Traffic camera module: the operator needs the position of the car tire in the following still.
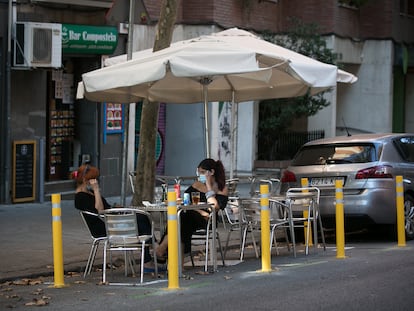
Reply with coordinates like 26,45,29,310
404,194,414,240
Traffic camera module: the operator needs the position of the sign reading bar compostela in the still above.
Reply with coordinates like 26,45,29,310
12,140,36,203
62,24,118,55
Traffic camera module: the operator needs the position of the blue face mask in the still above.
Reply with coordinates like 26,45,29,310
198,174,207,183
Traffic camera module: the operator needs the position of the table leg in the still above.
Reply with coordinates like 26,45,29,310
212,211,217,272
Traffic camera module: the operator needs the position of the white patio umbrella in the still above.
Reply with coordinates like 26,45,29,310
77,27,357,168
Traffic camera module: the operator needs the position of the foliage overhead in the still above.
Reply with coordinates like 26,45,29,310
259,18,339,132
258,18,339,160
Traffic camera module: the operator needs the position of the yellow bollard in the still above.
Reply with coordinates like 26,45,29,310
301,178,313,246
260,184,272,272
396,175,406,247
167,191,180,289
51,194,65,288
335,180,346,259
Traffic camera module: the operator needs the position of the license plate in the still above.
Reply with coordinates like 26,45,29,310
310,177,344,186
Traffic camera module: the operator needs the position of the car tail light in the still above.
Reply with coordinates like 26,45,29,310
281,170,297,182
355,165,393,179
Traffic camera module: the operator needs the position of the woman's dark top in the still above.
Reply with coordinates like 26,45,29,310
184,185,228,210
179,185,229,253
75,191,111,213
75,192,110,238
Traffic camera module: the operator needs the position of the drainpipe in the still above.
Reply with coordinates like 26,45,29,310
3,0,14,203
120,0,135,206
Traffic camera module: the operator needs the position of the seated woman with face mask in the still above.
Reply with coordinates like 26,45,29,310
155,158,229,262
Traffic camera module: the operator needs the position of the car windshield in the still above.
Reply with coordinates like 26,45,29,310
292,143,378,166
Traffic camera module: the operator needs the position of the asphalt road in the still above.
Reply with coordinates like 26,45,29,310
2,235,414,311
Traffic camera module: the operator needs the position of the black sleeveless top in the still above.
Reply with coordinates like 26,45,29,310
184,185,228,210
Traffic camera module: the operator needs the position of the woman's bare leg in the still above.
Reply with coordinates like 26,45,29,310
156,235,168,258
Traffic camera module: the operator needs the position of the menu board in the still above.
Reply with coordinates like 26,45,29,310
103,103,124,143
106,103,123,131
12,140,36,203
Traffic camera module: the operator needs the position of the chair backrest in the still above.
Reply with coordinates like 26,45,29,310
269,178,281,196
249,178,279,197
286,187,320,212
223,196,240,225
80,210,106,238
226,178,239,197
104,208,139,245
269,199,288,222
240,199,261,224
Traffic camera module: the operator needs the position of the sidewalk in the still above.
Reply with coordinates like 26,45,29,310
0,194,250,282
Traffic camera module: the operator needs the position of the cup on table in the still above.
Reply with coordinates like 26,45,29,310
191,192,200,205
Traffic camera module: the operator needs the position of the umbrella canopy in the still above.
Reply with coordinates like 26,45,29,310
77,28,357,175
77,28,356,104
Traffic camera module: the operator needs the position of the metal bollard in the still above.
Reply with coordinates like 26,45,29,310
301,178,313,246
167,191,180,289
260,184,271,272
335,180,346,259
396,175,406,247
51,194,65,288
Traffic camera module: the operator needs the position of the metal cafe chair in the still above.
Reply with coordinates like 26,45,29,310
222,196,244,260
268,198,293,256
102,208,157,284
286,187,326,256
190,211,225,272
240,196,292,260
79,211,107,277
239,198,261,261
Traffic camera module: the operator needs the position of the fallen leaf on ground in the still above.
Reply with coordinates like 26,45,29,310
74,280,86,284
24,298,49,306
5,294,20,299
12,278,43,286
1,281,13,286
31,289,43,295
28,279,43,286
12,279,30,285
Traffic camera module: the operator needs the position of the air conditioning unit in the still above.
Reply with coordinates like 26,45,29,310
13,22,62,68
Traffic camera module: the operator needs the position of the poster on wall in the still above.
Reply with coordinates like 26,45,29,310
103,103,124,143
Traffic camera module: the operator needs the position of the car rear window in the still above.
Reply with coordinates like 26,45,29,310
291,143,378,166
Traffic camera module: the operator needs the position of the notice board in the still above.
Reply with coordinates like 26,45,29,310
12,140,36,203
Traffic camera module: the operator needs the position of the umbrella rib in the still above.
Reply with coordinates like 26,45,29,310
224,75,236,101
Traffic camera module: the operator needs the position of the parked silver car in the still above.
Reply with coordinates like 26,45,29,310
280,133,414,239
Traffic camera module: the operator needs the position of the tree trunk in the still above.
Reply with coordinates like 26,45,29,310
132,0,178,205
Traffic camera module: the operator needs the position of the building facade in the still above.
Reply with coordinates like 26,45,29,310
0,0,413,203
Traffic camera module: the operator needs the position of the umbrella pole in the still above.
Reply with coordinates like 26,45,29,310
230,100,235,179
201,78,211,158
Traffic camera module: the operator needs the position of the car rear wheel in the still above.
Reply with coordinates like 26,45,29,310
404,194,414,240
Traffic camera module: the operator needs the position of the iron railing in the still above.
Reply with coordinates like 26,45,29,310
258,130,325,160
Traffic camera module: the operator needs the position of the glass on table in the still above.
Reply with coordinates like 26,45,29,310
191,191,200,204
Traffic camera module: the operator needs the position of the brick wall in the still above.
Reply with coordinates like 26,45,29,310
143,0,412,43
